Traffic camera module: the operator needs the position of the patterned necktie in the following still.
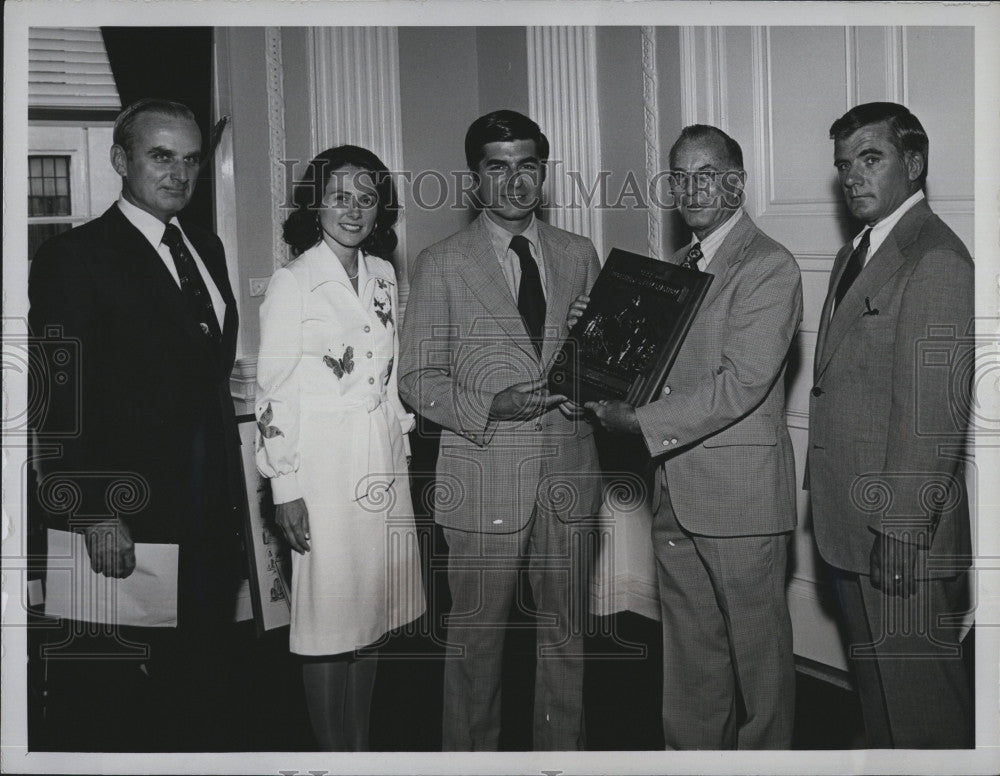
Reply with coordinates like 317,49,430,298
682,242,703,270
510,234,545,358
161,223,222,341
833,228,871,311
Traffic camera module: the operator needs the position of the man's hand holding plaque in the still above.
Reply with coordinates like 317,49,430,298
585,398,641,434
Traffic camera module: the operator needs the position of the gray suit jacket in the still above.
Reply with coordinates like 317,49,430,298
635,211,803,536
807,199,974,575
399,215,603,534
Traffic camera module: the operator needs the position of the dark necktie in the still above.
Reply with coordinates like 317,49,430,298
161,223,222,342
681,242,703,270
510,234,545,358
833,228,871,311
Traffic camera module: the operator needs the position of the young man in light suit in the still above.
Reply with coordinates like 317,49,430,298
398,110,601,750
588,125,803,749
808,102,974,748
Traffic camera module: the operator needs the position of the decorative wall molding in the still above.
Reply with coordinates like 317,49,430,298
844,27,859,109
264,28,289,270
749,26,771,219
306,27,409,306
678,27,728,130
640,26,663,262
527,26,604,258
679,27,699,126
885,26,906,104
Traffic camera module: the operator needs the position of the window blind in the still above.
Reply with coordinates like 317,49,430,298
29,27,121,110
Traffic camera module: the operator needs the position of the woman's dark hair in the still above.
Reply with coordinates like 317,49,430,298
282,145,399,259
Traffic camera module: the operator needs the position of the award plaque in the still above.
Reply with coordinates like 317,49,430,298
548,248,712,406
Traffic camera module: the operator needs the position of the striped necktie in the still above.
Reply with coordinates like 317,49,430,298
161,223,221,341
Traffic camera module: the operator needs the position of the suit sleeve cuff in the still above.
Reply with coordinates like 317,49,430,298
635,400,674,456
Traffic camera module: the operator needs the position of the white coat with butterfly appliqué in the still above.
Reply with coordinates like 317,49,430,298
255,241,425,655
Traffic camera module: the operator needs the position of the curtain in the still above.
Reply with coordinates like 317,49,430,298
101,27,215,230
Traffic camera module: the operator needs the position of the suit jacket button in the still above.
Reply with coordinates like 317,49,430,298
811,386,823,397
662,385,671,395
662,439,670,447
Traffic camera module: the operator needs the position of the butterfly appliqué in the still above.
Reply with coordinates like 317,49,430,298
373,278,394,328
324,345,355,378
256,402,284,450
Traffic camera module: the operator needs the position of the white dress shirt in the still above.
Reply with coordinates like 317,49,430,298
686,207,745,271
480,211,548,302
117,197,226,328
852,190,925,265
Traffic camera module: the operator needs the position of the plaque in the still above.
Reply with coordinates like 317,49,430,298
547,248,712,406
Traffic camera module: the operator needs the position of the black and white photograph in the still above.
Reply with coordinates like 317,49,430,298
2,1,999,774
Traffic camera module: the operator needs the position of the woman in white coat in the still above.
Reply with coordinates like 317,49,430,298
255,146,425,750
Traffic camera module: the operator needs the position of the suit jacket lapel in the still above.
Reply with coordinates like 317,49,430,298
814,242,851,380
816,201,932,379
104,207,225,366
183,221,238,373
672,211,755,310
538,221,576,366
455,217,539,361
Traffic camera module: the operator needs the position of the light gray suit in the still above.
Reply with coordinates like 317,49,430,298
808,199,974,748
634,211,803,749
399,213,602,750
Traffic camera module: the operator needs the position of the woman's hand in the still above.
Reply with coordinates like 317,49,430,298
276,498,311,554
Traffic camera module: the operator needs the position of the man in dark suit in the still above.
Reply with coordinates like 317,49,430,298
29,98,244,751
808,102,974,748
399,110,602,750
587,125,802,749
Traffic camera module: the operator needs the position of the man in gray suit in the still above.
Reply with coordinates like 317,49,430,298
588,125,802,749
808,102,974,748
399,110,602,750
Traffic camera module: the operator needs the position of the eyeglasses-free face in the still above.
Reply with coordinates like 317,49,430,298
318,165,379,258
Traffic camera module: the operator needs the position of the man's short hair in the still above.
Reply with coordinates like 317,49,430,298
113,98,198,155
464,110,550,170
829,102,929,186
669,124,744,171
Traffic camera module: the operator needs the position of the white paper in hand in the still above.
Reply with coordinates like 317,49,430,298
44,528,179,627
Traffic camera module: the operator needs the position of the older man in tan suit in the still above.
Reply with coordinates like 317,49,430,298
588,124,803,749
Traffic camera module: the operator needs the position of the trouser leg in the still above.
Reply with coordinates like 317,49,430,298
692,531,795,749
650,485,737,749
834,568,973,748
527,512,591,750
440,527,524,751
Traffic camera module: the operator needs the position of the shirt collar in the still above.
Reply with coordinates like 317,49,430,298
689,208,744,268
854,190,925,256
480,211,541,261
117,196,183,250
